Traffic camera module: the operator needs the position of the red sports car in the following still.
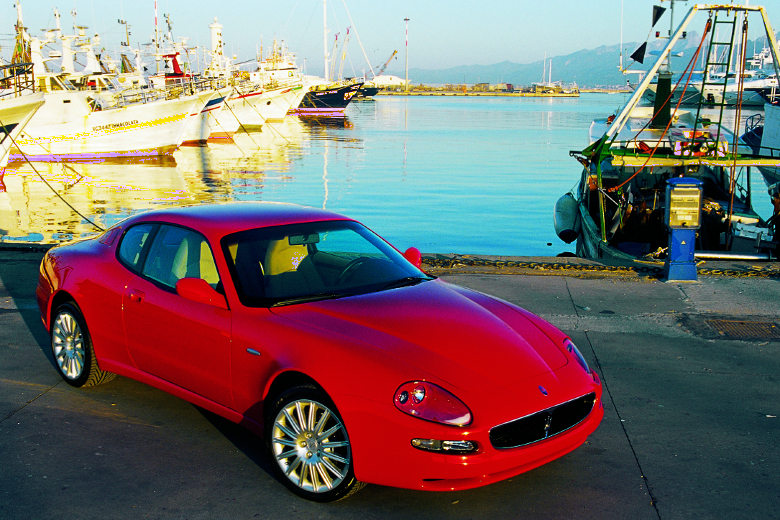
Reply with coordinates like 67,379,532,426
36,202,603,501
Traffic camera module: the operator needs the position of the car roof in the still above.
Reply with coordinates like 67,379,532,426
122,202,353,239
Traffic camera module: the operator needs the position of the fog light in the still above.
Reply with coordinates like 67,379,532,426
411,438,477,453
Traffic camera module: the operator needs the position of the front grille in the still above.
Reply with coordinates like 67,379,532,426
489,392,596,449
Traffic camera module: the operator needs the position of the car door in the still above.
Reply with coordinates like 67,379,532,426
121,223,232,406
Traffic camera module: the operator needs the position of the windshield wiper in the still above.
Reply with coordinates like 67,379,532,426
271,277,432,306
380,276,431,291
270,292,345,307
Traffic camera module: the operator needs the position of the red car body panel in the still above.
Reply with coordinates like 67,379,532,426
36,202,603,492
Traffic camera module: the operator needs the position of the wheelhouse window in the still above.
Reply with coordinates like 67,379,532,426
222,220,429,307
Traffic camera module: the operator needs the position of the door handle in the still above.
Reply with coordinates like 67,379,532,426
127,289,145,304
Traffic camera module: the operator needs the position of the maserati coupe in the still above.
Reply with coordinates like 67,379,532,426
36,202,603,501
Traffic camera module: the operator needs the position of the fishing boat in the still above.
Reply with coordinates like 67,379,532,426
744,103,780,217
11,88,211,160
6,5,215,159
218,45,309,130
291,79,363,116
198,20,307,139
13,39,214,160
556,3,780,262
13,44,213,159
288,0,363,116
0,63,44,168
643,69,779,107
218,82,307,129
517,57,579,97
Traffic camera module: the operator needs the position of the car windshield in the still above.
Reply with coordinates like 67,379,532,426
222,220,431,306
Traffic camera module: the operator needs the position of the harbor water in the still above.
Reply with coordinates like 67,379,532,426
1,93,774,256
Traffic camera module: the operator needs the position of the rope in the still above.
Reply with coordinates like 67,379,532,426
607,18,713,194
421,256,780,279
0,117,104,232
727,17,749,233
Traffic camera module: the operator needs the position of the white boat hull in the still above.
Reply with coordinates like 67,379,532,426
0,93,45,168
758,103,780,187
180,89,230,145
210,84,306,138
12,91,207,159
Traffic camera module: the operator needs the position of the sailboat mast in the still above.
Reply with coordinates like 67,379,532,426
323,0,329,82
619,0,624,71
12,0,31,64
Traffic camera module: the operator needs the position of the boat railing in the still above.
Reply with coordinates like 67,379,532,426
108,76,222,107
746,112,763,131
0,62,35,97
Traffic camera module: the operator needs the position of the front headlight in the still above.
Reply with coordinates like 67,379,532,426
393,381,472,427
564,338,591,374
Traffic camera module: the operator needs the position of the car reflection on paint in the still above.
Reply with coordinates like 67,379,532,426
36,202,603,501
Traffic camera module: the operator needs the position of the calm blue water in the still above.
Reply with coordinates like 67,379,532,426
1,92,773,255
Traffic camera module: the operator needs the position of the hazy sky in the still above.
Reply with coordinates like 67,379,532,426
3,1,779,75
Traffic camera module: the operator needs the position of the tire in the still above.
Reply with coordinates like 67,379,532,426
50,302,115,388
266,385,364,502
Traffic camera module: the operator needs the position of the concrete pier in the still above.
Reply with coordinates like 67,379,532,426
1,248,778,519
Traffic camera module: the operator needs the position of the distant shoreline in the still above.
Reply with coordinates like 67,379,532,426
376,88,630,97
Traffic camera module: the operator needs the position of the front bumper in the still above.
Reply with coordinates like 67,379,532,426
345,378,604,491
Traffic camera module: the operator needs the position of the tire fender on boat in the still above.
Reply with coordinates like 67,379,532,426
554,192,581,244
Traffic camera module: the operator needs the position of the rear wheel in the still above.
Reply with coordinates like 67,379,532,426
51,302,115,387
266,385,364,501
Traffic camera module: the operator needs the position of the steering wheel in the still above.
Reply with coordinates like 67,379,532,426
336,257,369,285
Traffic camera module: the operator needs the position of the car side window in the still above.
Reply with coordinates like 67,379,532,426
141,225,220,289
117,223,156,273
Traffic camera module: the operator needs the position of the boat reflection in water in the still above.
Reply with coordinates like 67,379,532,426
299,116,355,130
1,156,192,243
0,118,309,244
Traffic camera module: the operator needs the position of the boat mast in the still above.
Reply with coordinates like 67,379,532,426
154,0,160,73
340,0,376,79
757,6,780,89
619,0,624,72
323,0,329,81
12,0,31,64
605,5,699,139
549,58,552,84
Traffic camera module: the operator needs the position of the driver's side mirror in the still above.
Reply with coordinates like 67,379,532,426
403,247,422,269
176,277,228,310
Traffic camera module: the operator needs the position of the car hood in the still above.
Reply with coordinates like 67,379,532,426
270,279,568,391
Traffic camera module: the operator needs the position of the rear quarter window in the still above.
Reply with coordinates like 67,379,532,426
117,223,156,273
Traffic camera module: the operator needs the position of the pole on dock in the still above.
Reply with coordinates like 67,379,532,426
404,17,410,93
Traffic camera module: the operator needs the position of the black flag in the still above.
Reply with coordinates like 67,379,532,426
630,42,648,64
652,6,666,27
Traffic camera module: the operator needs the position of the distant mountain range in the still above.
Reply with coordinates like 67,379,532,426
385,33,779,88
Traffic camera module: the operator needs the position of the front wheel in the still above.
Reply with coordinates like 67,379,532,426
266,385,364,501
51,302,115,387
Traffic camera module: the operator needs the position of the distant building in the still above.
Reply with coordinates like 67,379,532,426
372,75,406,87
491,83,514,92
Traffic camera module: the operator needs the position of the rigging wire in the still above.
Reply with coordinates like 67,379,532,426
606,17,712,194
728,15,750,233
1,121,105,232
339,0,375,79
